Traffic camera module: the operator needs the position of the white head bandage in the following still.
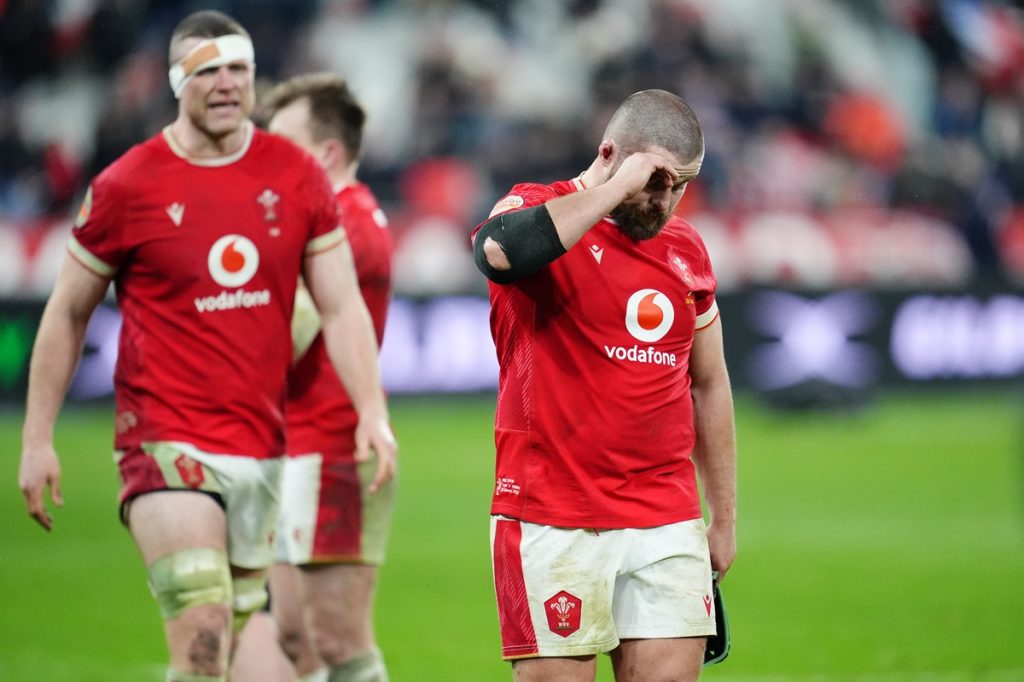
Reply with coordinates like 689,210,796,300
168,34,255,99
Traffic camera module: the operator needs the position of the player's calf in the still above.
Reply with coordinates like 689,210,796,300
325,647,388,682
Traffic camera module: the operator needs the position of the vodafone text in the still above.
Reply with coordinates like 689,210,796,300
194,288,272,313
604,344,677,367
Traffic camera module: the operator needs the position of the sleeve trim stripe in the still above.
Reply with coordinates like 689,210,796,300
695,300,720,331
67,236,116,277
304,227,346,255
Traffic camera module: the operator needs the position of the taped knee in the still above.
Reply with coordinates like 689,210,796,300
231,575,268,633
328,647,388,682
147,548,231,620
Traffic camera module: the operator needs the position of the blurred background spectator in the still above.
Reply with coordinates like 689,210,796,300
1,0,1023,297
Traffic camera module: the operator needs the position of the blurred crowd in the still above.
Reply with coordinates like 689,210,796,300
2,0,1023,296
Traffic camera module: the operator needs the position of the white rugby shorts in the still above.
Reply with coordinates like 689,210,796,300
274,452,396,565
121,441,285,569
490,516,715,659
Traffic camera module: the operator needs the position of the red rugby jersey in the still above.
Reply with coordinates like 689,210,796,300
285,181,393,457
475,178,719,528
69,123,343,458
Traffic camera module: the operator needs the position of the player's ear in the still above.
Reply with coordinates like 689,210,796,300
598,139,619,180
599,138,624,173
322,138,349,172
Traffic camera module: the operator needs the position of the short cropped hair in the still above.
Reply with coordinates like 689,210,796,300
604,89,704,163
261,73,366,159
169,10,250,64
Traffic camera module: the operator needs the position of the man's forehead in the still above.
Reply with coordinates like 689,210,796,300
170,36,204,64
171,35,251,65
642,145,704,176
675,154,703,178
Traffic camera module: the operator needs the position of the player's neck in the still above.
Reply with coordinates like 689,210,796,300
167,118,252,160
328,163,358,192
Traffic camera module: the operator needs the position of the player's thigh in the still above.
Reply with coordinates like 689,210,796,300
301,563,378,640
610,637,705,682
512,655,596,682
613,520,715,641
122,443,282,569
127,490,227,562
491,518,621,660
277,452,396,565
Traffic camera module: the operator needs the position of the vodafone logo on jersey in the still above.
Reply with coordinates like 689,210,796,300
194,235,272,314
208,235,259,287
604,289,678,367
625,289,675,342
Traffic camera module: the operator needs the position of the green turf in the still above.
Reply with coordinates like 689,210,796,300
1,390,1022,681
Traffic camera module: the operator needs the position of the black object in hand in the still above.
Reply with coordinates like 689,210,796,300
703,576,730,666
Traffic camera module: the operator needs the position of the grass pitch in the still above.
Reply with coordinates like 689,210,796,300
1,390,1022,681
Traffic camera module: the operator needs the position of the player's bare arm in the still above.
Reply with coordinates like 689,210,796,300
303,238,397,493
475,146,680,280
688,316,737,580
19,256,110,530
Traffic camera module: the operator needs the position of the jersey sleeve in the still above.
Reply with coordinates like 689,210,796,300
67,172,128,278
342,205,385,283
470,182,559,243
691,230,720,331
302,159,346,256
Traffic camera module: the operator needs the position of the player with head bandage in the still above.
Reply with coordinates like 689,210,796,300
168,33,256,99
17,10,396,682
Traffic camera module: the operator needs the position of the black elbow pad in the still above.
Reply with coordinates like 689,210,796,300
473,205,566,284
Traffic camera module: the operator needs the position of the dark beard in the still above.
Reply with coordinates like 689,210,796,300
610,203,669,241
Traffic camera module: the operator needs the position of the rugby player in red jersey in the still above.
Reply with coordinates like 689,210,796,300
236,73,395,682
17,11,395,682
473,89,736,682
